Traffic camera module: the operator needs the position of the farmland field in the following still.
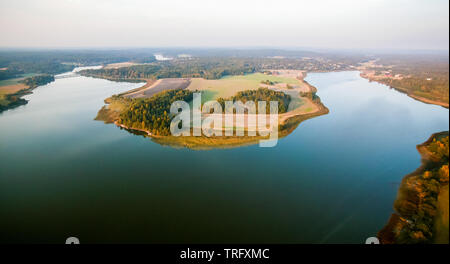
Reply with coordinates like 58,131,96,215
0,84,27,96
126,78,191,99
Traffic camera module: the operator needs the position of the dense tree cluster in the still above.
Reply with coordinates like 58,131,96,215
216,88,291,114
117,89,193,136
428,136,450,162
380,77,449,103
395,135,449,244
261,80,275,85
22,74,55,88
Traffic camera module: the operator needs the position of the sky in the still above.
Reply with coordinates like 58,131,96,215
0,0,448,50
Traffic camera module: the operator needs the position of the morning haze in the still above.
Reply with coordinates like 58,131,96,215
0,0,448,50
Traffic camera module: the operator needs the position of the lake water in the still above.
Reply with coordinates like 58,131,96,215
0,70,448,243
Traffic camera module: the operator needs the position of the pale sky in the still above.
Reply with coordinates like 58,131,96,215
0,0,448,50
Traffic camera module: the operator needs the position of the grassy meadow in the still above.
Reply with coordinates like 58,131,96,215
187,73,301,99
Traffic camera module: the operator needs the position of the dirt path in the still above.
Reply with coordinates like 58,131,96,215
125,78,191,99
122,79,160,98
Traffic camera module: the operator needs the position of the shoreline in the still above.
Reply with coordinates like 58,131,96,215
1,68,92,113
360,73,449,109
378,131,449,244
0,83,36,113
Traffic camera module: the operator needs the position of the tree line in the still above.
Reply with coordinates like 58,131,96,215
393,135,449,243
117,89,194,136
22,74,55,88
80,58,258,81
216,88,291,114
0,62,74,81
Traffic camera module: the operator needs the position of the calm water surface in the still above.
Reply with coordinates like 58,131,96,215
0,70,448,243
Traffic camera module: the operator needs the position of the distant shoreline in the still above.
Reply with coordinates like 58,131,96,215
360,73,449,109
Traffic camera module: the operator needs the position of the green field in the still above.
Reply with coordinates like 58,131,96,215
187,73,301,99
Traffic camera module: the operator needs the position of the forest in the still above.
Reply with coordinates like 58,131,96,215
373,54,449,105
115,87,291,136
379,76,449,104
380,133,449,244
397,136,448,243
117,89,194,136
0,62,74,80
80,58,258,80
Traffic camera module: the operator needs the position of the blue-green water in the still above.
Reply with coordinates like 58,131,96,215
0,71,448,243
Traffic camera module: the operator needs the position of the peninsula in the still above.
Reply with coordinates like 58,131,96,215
92,67,329,149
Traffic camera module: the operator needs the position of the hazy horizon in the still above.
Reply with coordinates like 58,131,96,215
0,0,449,50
